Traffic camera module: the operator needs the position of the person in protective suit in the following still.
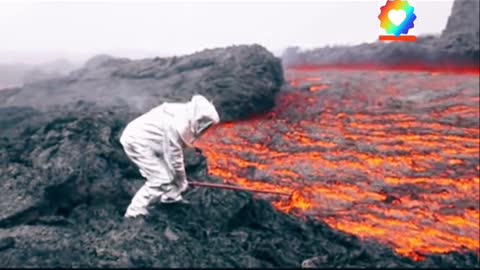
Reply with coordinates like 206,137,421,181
120,94,220,218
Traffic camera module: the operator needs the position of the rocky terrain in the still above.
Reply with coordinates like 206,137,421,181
0,45,283,121
282,0,480,69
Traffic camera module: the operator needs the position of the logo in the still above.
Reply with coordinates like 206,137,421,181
378,0,417,42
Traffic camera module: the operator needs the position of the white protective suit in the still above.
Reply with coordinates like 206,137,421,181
120,94,220,218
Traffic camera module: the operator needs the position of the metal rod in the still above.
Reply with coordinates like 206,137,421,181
189,181,291,197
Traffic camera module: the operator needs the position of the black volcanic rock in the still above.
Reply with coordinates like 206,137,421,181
0,45,284,122
442,0,480,37
282,0,479,69
438,0,480,62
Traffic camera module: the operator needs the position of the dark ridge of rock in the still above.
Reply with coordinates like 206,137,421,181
0,44,284,122
442,0,480,38
282,0,479,69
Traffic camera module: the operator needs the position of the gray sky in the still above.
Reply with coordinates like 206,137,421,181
0,0,455,65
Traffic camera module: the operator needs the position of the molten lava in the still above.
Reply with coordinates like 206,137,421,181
194,68,480,261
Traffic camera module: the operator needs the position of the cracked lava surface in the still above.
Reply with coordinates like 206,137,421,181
194,67,480,261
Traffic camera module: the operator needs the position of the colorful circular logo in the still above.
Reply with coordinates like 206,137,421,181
378,0,417,37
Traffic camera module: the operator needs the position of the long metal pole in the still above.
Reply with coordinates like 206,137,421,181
189,181,291,197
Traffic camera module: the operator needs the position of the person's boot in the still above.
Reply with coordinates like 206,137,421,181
160,194,190,205
124,205,149,219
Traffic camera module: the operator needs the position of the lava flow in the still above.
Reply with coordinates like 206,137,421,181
194,68,480,261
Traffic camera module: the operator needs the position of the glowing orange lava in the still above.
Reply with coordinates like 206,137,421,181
194,68,480,261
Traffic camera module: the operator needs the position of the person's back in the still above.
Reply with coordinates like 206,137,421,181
120,94,220,218
123,102,189,143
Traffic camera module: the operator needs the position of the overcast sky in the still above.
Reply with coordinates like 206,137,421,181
0,0,455,65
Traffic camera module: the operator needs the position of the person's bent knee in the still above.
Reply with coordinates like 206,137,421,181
120,131,138,153
145,182,172,193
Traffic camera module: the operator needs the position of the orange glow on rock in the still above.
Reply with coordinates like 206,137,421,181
194,67,480,260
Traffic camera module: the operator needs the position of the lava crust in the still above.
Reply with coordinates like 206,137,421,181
196,68,480,264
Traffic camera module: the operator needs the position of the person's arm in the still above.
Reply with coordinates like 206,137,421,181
164,129,188,191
